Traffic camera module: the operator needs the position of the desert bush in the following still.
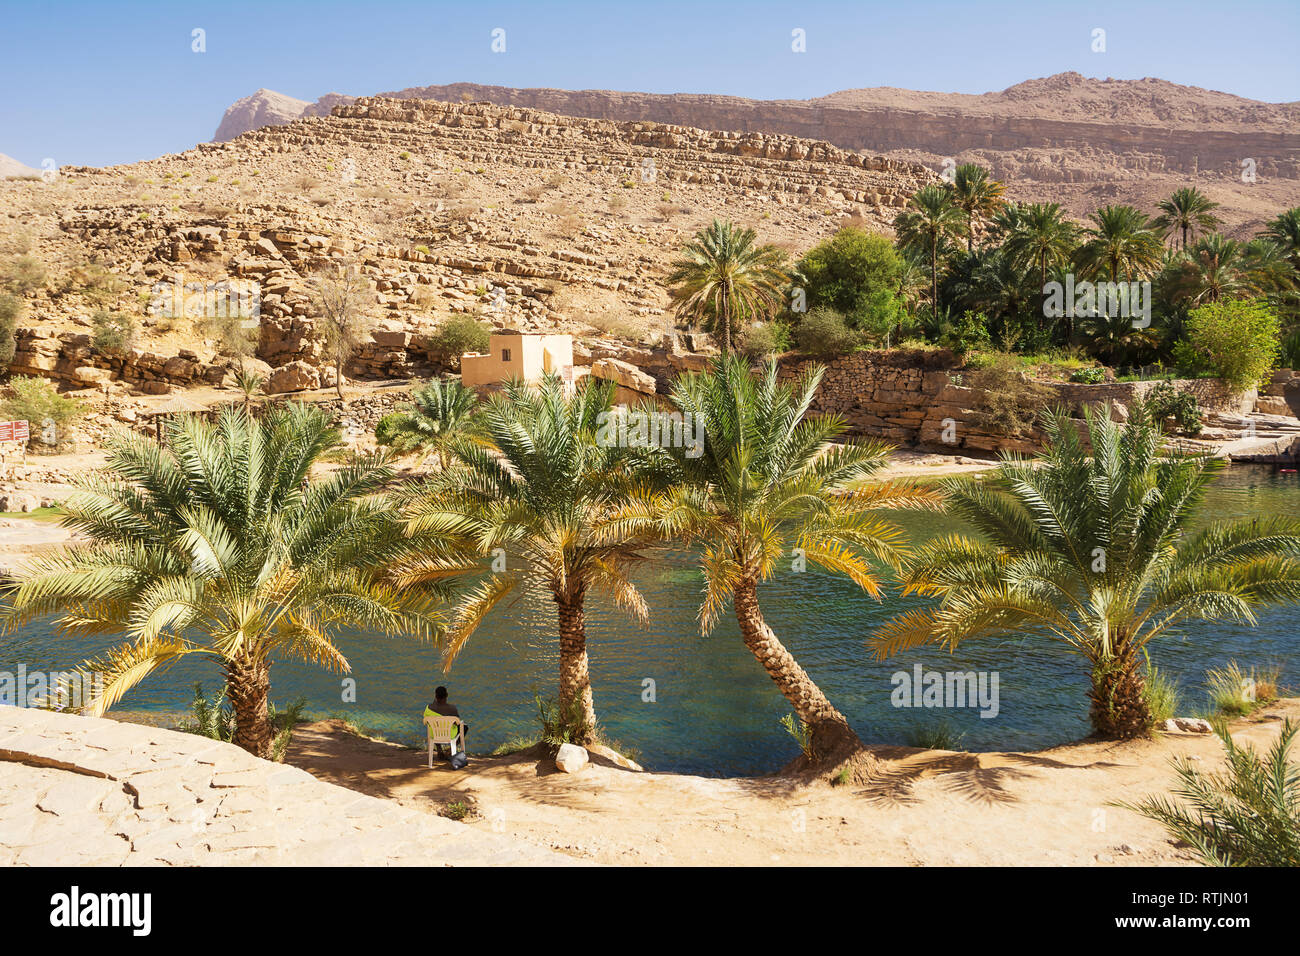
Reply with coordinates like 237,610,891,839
294,173,322,193
90,310,137,355
588,310,650,343
544,172,567,189
656,202,678,221
969,352,1056,437
1174,299,1280,393
1,255,47,296
523,184,544,201
738,321,792,359
0,294,22,365
1117,718,1299,866
62,260,124,307
794,306,860,358
0,376,84,451
446,204,476,222
1206,660,1280,716
905,720,967,751
429,315,490,368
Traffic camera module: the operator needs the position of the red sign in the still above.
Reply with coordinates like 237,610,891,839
0,420,29,443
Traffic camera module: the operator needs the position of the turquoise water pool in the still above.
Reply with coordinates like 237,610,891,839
4,465,1297,776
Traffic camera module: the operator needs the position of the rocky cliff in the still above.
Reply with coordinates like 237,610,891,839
210,74,1300,232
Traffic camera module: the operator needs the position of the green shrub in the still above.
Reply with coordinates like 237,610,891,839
0,376,84,450
1069,366,1107,384
178,681,305,762
1175,299,1280,393
738,321,791,358
90,309,137,355
429,315,490,368
1117,718,1299,866
0,293,22,365
936,309,991,356
794,306,860,358
1143,381,1202,436
1143,662,1182,726
795,228,904,324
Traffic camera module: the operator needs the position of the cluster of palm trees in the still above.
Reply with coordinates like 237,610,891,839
7,363,1300,771
895,172,1300,365
662,175,1299,371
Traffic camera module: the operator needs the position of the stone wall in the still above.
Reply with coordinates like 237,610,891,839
774,350,1253,455
9,327,225,394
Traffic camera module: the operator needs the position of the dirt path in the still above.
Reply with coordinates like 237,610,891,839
284,699,1298,866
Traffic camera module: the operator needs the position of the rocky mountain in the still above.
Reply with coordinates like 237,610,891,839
0,153,40,178
3,96,933,398
211,74,1300,234
212,89,355,142
212,89,315,143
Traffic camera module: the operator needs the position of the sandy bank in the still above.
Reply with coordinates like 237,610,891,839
284,698,1298,866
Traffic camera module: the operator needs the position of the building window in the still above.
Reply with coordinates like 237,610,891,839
501,348,512,362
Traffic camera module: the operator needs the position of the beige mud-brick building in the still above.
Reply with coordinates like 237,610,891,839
461,331,576,388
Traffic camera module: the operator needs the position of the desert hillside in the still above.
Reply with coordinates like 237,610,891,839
0,96,934,403
212,73,1300,235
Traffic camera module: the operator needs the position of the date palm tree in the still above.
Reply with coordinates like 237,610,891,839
2,404,450,758
1154,187,1222,251
375,376,481,470
998,202,1080,334
951,163,1007,251
667,219,789,354
870,405,1300,740
1170,234,1265,305
1258,207,1300,269
398,375,664,744
895,184,968,313
1076,205,1165,284
656,356,940,776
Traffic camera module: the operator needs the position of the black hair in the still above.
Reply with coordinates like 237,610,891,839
435,686,448,701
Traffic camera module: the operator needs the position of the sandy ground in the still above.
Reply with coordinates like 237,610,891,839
284,698,1298,866
0,518,80,576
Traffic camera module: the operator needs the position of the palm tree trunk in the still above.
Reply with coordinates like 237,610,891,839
732,577,869,770
1088,641,1152,740
553,584,597,745
226,654,274,758
1040,254,1048,334
719,283,731,355
930,237,939,313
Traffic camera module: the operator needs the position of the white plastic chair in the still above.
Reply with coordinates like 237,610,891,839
424,711,464,768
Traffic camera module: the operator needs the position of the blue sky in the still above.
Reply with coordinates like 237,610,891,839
1,0,1297,168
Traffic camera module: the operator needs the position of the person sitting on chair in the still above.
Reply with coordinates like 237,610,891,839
425,685,468,760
